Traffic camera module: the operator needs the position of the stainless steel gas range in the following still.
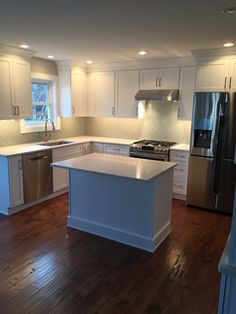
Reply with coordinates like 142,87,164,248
129,140,176,161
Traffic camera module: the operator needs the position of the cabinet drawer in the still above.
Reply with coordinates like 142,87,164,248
173,178,187,195
173,161,188,178
103,144,129,156
53,144,82,161
170,150,189,162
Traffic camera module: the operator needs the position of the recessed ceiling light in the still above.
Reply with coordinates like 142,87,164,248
222,7,236,14
86,60,92,64
20,44,29,49
138,50,147,55
223,42,234,48
48,55,54,59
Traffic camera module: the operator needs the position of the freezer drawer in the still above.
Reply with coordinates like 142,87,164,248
187,155,216,209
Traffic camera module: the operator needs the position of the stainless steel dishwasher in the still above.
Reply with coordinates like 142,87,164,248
22,150,53,203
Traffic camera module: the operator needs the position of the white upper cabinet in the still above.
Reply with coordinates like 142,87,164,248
0,57,32,119
229,59,236,92
140,67,179,90
116,70,140,118
178,66,196,120
58,65,87,117
0,58,13,118
12,60,32,119
195,60,229,92
87,71,115,117
71,70,87,116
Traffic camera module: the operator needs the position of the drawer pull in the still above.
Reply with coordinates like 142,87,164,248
175,168,185,172
173,184,184,188
176,154,185,158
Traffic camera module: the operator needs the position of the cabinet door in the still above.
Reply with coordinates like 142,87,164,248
116,70,140,117
141,67,179,90
178,66,196,120
0,58,14,119
52,145,82,192
195,61,229,92
158,67,180,89
88,72,115,117
229,60,236,92
91,143,103,153
8,155,24,207
141,69,159,89
82,142,92,155
12,60,32,119
71,70,87,117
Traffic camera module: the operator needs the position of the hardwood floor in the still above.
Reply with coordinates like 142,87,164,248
0,194,231,314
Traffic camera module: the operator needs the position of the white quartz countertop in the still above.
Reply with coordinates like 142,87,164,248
51,153,176,181
170,143,190,151
0,136,135,156
0,135,189,156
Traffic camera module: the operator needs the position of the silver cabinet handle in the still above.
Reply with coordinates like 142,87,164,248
112,106,115,115
176,154,185,158
113,148,121,151
12,105,16,116
224,77,227,90
159,77,161,87
72,106,75,114
175,168,185,172
155,77,158,87
18,159,23,170
173,184,184,188
136,105,138,116
229,77,232,90
16,105,19,116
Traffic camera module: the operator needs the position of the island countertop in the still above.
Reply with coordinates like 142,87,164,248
51,153,176,181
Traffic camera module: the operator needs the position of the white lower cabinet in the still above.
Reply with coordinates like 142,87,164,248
52,144,83,192
91,142,103,153
170,149,189,200
91,142,129,156
0,155,24,214
103,143,129,156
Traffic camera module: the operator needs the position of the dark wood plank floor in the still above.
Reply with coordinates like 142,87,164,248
0,194,231,314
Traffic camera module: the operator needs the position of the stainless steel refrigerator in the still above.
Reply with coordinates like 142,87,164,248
187,92,236,214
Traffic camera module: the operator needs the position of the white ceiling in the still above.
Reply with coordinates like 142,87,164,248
0,0,235,63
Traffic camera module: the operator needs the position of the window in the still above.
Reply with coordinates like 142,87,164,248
20,72,61,133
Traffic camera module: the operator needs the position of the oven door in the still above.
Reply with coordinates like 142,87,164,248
129,151,169,161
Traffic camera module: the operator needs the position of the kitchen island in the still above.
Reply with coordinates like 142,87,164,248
52,153,176,252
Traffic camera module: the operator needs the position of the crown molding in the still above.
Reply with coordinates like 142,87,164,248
192,47,236,61
0,43,35,58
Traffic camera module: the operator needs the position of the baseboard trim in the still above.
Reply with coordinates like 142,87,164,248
68,216,170,253
6,188,68,215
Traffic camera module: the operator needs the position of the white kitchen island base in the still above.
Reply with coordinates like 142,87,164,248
52,153,175,253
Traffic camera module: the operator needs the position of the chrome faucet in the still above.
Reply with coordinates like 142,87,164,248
44,119,55,142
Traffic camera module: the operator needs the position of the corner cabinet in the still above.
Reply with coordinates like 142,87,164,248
140,67,179,90
58,65,87,117
195,59,236,92
0,57,32,119
87,71,115,117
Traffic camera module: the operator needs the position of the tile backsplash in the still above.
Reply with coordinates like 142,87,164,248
0,117,86,147
86,102,191,143
0,102,191,147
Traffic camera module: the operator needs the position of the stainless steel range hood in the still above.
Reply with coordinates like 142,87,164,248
135,89,179,102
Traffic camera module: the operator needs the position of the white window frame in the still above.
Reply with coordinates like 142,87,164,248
20,72,61,134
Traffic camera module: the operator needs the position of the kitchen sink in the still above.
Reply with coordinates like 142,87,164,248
37,141,74,147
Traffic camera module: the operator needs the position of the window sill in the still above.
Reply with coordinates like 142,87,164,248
20,117,61,134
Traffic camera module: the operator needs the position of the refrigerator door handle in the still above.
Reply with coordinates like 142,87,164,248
213,114,224,194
